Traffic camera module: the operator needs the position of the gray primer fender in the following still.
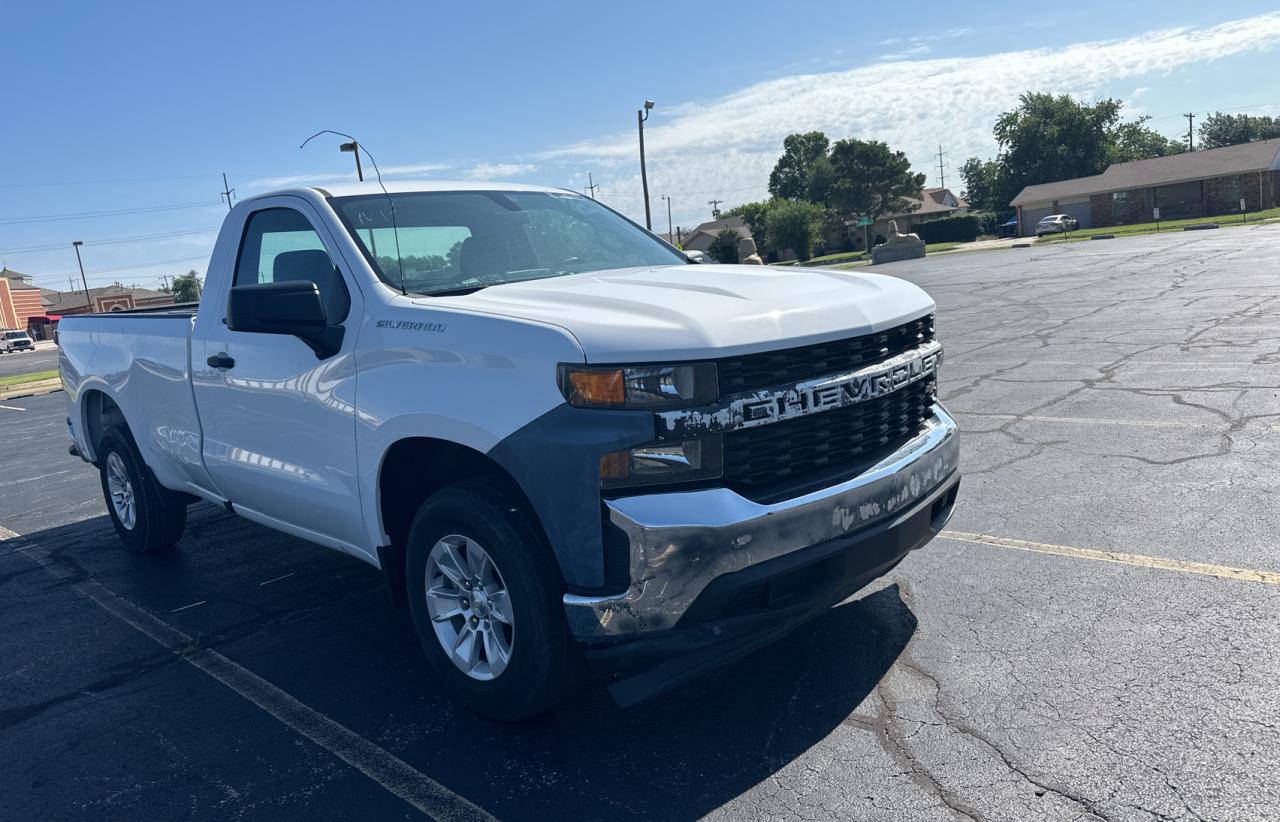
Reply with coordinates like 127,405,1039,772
486,402,654,590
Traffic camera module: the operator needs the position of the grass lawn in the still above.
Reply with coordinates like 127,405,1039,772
0,369,59,387
1036,206,1280,244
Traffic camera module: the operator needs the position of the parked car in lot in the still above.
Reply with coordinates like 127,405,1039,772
0,329,35,352
58,181,959,719
1035,214,1080,236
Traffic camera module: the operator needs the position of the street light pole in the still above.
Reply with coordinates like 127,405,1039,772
340,141,364,181
638,100,654,230
72,241,91,309
661,194,674,244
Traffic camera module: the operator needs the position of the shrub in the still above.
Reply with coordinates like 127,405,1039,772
708,229,741,264
913,215,980,244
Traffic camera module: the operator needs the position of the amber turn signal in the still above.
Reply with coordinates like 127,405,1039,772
566,368,626,406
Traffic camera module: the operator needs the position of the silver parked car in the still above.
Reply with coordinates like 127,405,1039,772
0,329,36,353
1035,214,1080,236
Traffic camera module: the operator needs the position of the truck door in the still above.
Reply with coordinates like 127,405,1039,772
192,198,367,555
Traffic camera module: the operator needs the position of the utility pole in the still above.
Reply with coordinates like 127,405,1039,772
936,145,947,190
72,241,90,309
661,195,674,243
637,101,655,230
585,172,600,199
707,199,723,218
221,173,236,211
161,274,170,292
1184,113,1196,151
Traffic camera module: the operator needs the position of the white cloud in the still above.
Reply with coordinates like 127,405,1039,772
537,12,1280,226
464,162,537,180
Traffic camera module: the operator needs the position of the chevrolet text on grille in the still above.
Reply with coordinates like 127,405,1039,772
656,339,943,438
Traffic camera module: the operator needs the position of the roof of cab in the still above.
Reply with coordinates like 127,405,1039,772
315,180,568,198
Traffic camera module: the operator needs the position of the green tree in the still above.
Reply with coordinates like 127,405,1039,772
765,200,824,261
958,157,1005,212
768,131,830,201
707,229,741,264
825,139,925,221
171,271,202,303
1109,116,1183,163
1198,112,1280,149
993,93,1122,199
726,201,771,239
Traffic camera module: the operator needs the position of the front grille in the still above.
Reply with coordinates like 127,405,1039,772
716,315,934,394
724,379,935,501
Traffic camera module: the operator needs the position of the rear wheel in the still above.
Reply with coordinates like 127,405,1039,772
97,427,187,553
405,480,579,721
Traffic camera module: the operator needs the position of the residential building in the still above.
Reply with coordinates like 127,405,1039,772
679,216,753,256
833,187,969,251
1011,137,1280,236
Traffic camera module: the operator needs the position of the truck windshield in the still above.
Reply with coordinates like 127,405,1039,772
330,190,689,296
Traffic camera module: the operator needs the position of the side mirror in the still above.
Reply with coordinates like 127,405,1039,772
685,250,706,264
227,280,344,358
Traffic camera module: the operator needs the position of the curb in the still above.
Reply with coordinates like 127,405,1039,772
0,379,63,402
1089,234,1115,240
1182,223,1220,231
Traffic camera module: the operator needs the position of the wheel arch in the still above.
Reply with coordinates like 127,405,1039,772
375,437,553,606
79,387,131,463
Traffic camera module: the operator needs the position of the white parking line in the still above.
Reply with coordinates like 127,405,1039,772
170,600,207,613
0,403,25,411
0,524,495,822
259,572,295,586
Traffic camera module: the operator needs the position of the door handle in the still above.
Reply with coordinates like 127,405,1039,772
207,353,235,370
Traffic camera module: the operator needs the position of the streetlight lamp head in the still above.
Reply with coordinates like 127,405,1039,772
72,240,83,247
339,141,357,153
643,100,655,110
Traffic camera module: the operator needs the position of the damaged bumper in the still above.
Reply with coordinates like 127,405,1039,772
564,404,960,651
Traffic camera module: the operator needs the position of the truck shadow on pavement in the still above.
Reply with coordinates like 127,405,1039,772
11,509,918,821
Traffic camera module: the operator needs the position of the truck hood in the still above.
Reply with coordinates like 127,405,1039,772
427,264,935,363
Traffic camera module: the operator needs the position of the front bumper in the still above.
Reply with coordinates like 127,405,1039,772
563,404,960,640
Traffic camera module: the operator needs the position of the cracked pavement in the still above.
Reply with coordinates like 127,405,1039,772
2,225,1279,820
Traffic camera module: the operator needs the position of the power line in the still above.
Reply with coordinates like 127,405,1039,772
0,200,222,226
0,227,219,256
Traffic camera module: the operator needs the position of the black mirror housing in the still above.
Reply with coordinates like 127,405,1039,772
227,281,343,358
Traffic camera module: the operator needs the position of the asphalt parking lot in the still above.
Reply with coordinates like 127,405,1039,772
2,224,1278,821
0,344,58,379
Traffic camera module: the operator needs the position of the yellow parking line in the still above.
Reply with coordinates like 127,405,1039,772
940,530,1280,586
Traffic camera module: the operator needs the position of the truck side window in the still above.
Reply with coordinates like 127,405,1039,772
234,208,351,324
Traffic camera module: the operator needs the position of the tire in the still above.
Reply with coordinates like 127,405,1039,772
97,426,187,553
405,479,580,721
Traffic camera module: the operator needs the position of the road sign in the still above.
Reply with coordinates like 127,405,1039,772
856,216,873,227
1152,207,1160,220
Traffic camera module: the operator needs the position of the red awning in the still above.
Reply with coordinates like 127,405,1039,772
27,314,61,322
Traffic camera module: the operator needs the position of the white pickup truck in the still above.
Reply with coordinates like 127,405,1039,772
60,181,958,719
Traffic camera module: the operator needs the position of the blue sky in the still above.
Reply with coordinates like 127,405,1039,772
3,1,1279,292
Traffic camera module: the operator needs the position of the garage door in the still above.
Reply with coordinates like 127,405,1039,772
1020,205,1052,236
1056,196,1092,230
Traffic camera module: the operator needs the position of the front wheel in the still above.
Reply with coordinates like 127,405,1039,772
97,427,187,552
405,480,580,721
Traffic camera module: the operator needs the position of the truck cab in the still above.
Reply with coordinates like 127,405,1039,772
60,181,958,719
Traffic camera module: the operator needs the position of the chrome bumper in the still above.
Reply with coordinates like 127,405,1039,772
564,404,960,639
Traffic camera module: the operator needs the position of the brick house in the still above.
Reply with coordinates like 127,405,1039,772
1011,137,1280,236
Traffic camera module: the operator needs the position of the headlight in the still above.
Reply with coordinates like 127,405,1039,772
600,436,723,490
558,362,717,409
